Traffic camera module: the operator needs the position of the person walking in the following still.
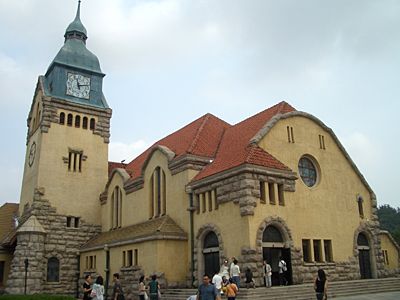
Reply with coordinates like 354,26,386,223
278,257,287,286
83,274,93,300
149,274,161,300
314,269,328,300
112,273,125,300
138,275,147,300
229,259,241,289
212,272,223,295
219,260,230,279
225,278,238,300
196,274,221,300
91,276,105,300
263,260,272,288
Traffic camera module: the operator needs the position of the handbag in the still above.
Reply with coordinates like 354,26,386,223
158,290,162,299
90,288,97,298
144,292,149,300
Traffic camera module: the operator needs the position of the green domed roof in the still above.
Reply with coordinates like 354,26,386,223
51,38,102,74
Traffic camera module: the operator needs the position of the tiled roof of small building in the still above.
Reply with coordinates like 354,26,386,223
108,101,295,183
81,215,187,251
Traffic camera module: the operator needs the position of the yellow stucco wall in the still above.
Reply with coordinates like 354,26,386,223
80,249,105,278
0,252,13,287
255,115,373,261
380,233,400,270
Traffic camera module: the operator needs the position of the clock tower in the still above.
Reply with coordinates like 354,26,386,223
19,0,111,225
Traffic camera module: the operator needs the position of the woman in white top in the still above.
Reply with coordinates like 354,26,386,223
219,260,230,279
229,259,241,289
138,275,147,300
91,276,105,300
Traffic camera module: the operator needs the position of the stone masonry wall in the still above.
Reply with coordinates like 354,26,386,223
6,188,101,295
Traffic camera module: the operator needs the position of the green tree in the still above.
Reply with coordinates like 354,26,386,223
377,204,400,244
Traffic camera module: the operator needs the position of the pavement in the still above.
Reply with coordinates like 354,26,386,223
335,291,400,300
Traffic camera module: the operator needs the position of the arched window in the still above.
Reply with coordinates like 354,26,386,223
90,118,95,130
47,257,60,282
357,233,369,247
82,117,88,129
111,186,123,229
263,225,283,243
204,232,219,248
75,115,81,128
67,114,73,126
59,112,65,125
150,167,166,218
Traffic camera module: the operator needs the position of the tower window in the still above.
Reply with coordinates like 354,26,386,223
82,117,88,129
260,181,266,203
67,114,73,126
90,118,95,130
287,126,295,143
268,182,276,204
68,150,83,172
313,240,322,262
75,115,81,128
278,184,285,206
302,239,312,262
324,240,333,262
59,112,65,125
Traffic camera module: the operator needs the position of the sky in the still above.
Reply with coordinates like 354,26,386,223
0,0,399,208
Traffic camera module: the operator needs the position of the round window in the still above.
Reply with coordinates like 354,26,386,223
298,156,319,187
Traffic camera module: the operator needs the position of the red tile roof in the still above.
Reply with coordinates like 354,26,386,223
124,113,230,179
193,101,296,181
0,203,18,243
109,101,295,183
108,161,128,177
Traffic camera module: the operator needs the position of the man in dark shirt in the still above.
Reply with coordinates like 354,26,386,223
83,274,92,300
197,274,221,300
112,273,124,300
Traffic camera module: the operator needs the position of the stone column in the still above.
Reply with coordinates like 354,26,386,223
6,215,46,294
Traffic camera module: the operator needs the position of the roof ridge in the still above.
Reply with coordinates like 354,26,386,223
187,114,211,154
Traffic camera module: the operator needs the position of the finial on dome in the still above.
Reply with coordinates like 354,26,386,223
65,0,87,41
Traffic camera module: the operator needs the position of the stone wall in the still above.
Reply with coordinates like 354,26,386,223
6,188,101,295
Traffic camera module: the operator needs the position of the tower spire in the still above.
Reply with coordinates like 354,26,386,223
65,0,87,42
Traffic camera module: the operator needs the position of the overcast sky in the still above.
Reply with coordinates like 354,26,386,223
0,0,399,208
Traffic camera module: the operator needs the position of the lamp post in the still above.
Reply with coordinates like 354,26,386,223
104,244,110,300
24,258,29,295
76,251,81,299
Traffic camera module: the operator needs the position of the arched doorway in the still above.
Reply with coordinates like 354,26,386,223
357,233,372,279
262,225,292,286
203,231,220,278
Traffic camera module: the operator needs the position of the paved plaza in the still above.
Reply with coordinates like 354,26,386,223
335,291,400,300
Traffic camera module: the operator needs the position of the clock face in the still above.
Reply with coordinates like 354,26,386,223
28,142,36,167
66,73,91,99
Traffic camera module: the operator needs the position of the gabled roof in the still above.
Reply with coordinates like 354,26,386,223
193,101,296,181
108,101,295,184
81,215,187,251
0,203,18,244
110,113,230,179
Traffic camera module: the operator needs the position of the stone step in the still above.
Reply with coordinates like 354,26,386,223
161,277,400,300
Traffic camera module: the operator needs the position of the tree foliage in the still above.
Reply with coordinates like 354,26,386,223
377,204,400,245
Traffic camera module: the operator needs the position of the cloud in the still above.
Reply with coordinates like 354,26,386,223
341,132,382,171
109,139,149,163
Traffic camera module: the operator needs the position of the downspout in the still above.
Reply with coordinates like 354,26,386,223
76,251,80,299
189,193,195,287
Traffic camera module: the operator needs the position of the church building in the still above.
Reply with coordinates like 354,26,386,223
1,2,399,297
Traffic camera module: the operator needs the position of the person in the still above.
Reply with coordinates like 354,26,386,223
112,273,125,300
221,276,229,296
244,268,255,289
91,276,105,300
263,260,272,288
225,278,238,300
229,259,240,289
219,260,230,279
212,272,223,295
83,274,92,300
314,269,328,300
278,257,287,286
196,274,221,300
138,275,147,300
149,274,161,300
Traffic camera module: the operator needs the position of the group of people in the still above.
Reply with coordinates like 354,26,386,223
82,273,162,300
